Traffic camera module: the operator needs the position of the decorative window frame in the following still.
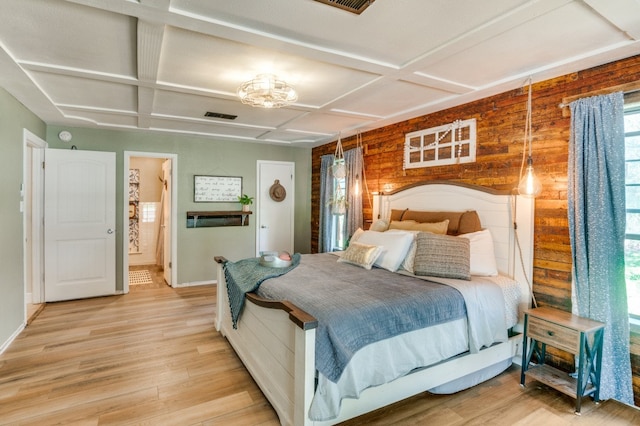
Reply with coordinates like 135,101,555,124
404,118,476,169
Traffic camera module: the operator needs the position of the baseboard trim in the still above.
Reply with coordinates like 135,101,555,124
0,322,26,355
173,280,216,288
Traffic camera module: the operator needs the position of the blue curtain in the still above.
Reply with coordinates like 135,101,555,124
344,147,363,238
318,154,334,253
568,92,633,404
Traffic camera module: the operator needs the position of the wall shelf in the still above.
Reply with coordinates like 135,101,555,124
187,211,252,228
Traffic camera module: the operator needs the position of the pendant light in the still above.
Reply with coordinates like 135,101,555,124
518,78,542,197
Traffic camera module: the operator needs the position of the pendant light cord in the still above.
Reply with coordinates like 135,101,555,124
519,77,533,182
356,131,372,209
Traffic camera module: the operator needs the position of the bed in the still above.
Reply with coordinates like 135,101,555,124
214,181,534,425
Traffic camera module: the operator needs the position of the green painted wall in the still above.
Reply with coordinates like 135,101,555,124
0,88,46,348
45,125,312,291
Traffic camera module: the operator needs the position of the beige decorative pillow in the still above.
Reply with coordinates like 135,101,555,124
369,219,389,232
402,211,462,234
397,210,482,235
350,227,365,242
388,219,449,235
413,232,471,280
337,241,383,270
401,239,417,273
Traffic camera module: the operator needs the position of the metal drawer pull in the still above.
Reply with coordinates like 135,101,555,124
547,330,554,336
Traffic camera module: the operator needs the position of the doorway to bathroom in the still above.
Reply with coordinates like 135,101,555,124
123,152,177,292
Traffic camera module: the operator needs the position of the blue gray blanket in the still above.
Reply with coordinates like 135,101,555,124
256,253,467,383
223,254,301,328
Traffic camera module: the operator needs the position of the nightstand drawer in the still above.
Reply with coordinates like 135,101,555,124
527,316,580,353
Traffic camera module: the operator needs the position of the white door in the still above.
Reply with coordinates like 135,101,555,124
162,159,172,286
256,161,294,255
44,149,116,302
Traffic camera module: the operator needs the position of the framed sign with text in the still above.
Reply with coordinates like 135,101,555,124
193,175,242,202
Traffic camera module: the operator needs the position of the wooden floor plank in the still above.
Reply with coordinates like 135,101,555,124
1,283,639,425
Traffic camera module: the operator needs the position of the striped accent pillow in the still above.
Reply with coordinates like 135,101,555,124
413,232,471,280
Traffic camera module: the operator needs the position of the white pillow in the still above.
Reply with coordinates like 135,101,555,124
356,230,414,272
457,229,498,276
386,229,420,273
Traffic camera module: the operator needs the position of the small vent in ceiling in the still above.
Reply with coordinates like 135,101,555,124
313,0,375,15
205,111,237,120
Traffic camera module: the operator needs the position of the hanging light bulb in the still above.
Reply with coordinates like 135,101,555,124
518,156,542,197
518,78,542,198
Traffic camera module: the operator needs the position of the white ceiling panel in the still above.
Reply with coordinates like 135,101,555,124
171,0,529,66
0,0,136,77
150,116,270,139
157,26,379,107
57,109,139,128
152,89,304,128
332,80,455,118
0,0,637,146
29,71,137,111
421,2,631,88
256,130,334,145
286,112,373,135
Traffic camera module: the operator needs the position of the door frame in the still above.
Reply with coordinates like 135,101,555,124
123,151,178,292
22,129,47,313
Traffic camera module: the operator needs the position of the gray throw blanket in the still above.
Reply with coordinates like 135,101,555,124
256,253,467,383
223,253,301,328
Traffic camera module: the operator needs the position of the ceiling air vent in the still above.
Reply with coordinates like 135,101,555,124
205,111,237,120
313,0,375,15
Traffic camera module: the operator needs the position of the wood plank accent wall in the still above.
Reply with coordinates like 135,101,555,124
311,54,640,405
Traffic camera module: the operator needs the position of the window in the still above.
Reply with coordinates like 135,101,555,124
140,202,157,223
625,107,640,318
404,118,476,169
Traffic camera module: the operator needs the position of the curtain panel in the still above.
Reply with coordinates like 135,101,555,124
318,154,334,253
344,147,363,239
568,91,633,404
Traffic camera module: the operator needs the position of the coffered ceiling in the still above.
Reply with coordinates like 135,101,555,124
0,0,638,146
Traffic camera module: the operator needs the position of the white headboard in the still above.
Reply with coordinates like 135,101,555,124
373,181,534,326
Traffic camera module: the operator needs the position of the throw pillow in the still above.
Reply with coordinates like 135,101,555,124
388,219,449,235
413,232,471,280
458,229,498,276
337,241,383,270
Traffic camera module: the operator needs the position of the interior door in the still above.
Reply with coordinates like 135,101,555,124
44,149,116,302
257,161,294,255
162,159,172,286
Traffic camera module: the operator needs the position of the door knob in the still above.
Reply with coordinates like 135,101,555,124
107,229,115,234
261,225,268,229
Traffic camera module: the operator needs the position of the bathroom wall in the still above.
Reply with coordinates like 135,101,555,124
129,157,164,266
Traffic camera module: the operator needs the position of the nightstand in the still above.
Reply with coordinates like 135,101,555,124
520,306,605,414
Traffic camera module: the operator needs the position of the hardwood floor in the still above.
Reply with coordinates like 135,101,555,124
128,264,169,291
1,284,639,425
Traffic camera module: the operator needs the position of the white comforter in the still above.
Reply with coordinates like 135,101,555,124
309,274,519,421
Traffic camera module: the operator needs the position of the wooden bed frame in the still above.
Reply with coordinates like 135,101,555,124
215,181,534,426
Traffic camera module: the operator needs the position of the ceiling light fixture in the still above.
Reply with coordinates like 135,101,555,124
237,74,297,108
